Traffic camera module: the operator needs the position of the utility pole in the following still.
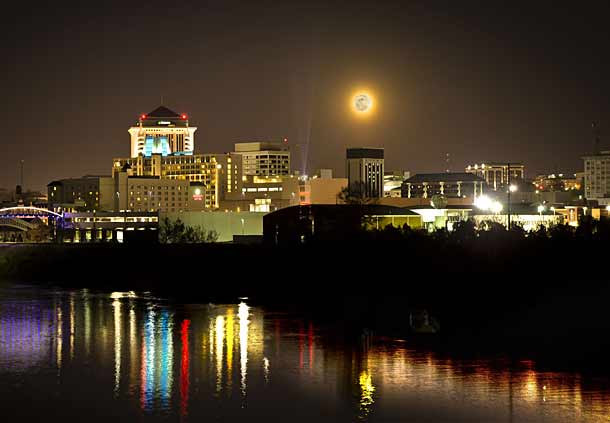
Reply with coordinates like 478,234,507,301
593,121,601,154
507,163,511,230
20,160,24,189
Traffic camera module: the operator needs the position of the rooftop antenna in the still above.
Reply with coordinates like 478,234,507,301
160,95,164,106
20,159,24,189
593,121,601,154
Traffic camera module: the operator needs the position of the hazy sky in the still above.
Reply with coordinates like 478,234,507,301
2,1,610,191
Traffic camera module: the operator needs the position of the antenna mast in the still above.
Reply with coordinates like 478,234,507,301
593,121,601,154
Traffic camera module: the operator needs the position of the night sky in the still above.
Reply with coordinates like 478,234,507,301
2,1,610,191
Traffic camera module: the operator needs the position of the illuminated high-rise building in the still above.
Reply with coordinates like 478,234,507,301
346,148,384,198
128,106,196,158
114,107,242,209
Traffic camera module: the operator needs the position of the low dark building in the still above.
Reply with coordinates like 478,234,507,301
263,204,421,245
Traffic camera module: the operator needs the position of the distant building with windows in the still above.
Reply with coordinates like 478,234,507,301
465,162,524,190
583,151,610,203
402,173,485,199
47,176,106,212
102,169,206,213
298,169,348,205
221,175,299,212
346,148,384,198
232,142,290,177
384,170,410,197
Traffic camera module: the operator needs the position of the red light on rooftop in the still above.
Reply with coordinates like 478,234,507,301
181,114,187,120
140,114,146,120
283,137,288,143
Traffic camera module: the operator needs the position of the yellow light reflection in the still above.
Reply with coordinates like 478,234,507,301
83,291,91,356
359,369,375,417
238,302,249,399
215,315,225,395
226,309,234,391
113,298,122,396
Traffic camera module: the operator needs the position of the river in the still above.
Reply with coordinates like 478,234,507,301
0,285,609,422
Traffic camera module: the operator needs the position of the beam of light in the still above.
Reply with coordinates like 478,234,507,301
180,319,190,417
113,298,122,397
215,315,225,396
226,309,234,393
238,302,249,401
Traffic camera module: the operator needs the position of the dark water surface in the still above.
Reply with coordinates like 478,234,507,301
1,285,609,422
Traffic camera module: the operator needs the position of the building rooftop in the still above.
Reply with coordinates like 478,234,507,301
346,147,384,159
405,173,485,184
139,105,190,127
234,142,288,152
145,106,181,118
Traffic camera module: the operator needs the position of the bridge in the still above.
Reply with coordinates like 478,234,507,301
0,206,62,231
0,217,37,231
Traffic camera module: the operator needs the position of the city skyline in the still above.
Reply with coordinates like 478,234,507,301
2,2,610,191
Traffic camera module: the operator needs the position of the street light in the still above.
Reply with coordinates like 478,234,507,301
538,204,545,224
240,218,245,235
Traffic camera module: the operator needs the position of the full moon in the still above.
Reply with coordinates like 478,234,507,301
354,94,372,113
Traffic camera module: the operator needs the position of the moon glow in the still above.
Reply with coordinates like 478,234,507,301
354,94,372,113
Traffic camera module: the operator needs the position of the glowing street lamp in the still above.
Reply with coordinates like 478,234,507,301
509,184,518,193
474,194,492,211
490,201,503,214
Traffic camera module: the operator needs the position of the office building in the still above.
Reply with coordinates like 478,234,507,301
112,153,241,209
465,162,524,190
298,169,348,205
47,176,106,211
232,142,290,177
346,148,384,198
221,175,300,212
129,106,196,158
115,106,242,209
103,169,207,213
583,151,610,203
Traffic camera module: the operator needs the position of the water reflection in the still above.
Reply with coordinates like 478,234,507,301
1,287,610,422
